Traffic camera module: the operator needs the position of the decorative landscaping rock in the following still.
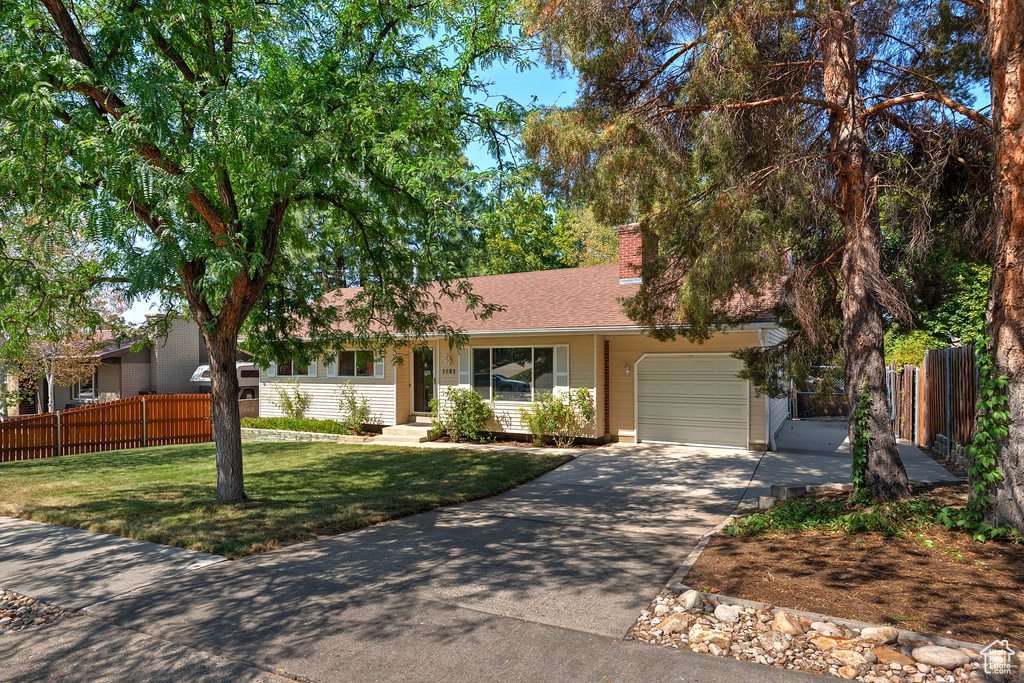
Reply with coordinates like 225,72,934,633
656,613,694,635
811,635,855,651
688,624,731,649
0,587,73,634
713,604,743,624
831,650,868,668
838,665,859,680
860,627,898,645
910,646,971,670
629,590,986,683
813,621,845,637
872,646,916,668
756,630,791,652
772,610,805,636
679,590,703,612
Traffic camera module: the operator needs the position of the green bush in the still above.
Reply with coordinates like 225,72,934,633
518,388,596,448
337,382,374,434
429,388,494,442
241,417,347,434
272,380,311,419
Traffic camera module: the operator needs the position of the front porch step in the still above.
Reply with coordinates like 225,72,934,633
375,421,435,444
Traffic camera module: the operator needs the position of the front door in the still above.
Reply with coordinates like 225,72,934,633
413,348,435,413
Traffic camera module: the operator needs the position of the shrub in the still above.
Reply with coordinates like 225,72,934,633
518,388,595,448
337,382,374,434
241,417,347,434
429,388,494,442
273,380,311,419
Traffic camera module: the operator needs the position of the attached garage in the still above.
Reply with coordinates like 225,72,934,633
635,354,749,448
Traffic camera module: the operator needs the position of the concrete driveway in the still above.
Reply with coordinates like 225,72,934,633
1,442,834,683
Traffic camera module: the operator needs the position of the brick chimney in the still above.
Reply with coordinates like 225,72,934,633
618,223,658,284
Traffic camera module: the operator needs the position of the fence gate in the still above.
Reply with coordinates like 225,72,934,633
790,367,846,419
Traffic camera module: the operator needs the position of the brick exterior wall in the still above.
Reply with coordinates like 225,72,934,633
150,316,208,394
121,359,152,398
97,363,119,402
617,223,658,282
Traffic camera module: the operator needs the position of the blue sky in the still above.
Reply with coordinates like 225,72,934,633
123,58,579,323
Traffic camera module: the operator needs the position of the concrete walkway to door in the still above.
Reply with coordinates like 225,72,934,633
0,442,831,683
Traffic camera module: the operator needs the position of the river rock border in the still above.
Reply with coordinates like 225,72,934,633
629,589,1022,682
0,587,75,634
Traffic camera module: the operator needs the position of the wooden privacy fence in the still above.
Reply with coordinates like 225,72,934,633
0,394,212,463
885,347,978,457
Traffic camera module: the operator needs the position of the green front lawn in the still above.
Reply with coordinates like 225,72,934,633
0,442,572,557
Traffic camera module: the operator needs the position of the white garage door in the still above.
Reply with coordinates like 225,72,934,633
636,355,748,448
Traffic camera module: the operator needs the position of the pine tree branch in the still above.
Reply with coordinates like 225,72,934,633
863,90,992,128
658,94,845,117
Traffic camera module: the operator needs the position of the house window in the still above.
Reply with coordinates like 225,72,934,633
337,350,383,378
276,359,310,377
471,347,555,403
72,370,97,400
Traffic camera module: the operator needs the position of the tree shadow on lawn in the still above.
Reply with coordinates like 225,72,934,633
4,442,574,557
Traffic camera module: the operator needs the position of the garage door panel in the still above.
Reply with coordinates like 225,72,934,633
637,399,745,423
635,355,747,448
638,379,745,402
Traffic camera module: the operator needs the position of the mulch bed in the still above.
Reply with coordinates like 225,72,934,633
687,484,1024,645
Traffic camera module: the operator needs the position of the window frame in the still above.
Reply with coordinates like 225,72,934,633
468,346,559,403
332,350,385,379
72,369,98,401
267,357,317,378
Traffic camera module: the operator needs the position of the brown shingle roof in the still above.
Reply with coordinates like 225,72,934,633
326,263,776,334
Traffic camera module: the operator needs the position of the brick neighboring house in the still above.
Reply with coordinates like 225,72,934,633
8,315,212,417
259,225,790,450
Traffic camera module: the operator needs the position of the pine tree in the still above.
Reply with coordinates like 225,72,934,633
524,0,989,499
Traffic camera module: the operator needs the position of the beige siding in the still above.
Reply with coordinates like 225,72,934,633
259,350,398,425
436,334,598,437
394,348,411,424
607,330,765,448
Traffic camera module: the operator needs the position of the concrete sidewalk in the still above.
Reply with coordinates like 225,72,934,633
0,443,832,682
0,516,223,610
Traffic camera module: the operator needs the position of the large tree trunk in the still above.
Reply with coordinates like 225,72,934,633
206,331,246,502
822,11,911,501
986,0,1024,529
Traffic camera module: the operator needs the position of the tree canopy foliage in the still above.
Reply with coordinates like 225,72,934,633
522,0,990,499
0,0,526,500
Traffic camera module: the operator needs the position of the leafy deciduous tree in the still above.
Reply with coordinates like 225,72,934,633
0,0,523,500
